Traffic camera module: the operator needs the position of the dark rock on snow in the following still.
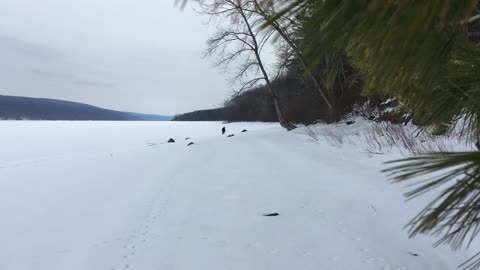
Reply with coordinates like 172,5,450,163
168,138,175,143
187,142,194,146
222,126,226,135
346,121,356,125
185,137,191,140
263,213,279,217
241,129,247,132
227,134,234,138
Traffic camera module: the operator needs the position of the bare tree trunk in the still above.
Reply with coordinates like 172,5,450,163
237,3,296,130
254,1,335,122
259,58,296,130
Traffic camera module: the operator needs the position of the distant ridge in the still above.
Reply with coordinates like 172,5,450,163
0,95,171,121
128,112,172,121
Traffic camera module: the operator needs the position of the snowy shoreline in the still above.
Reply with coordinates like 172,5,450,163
0,121,474,270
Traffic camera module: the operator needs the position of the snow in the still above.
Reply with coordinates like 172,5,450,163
0,121,475,270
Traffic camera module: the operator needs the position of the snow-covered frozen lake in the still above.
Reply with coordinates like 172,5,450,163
0,121,473,270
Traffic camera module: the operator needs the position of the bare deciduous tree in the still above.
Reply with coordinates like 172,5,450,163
252,0,335,115
198,0,296,130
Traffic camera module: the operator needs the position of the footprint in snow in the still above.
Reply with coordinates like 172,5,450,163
329,256,339,262
268,248,279,254
219,240,230,247
296,249,312,257
363,258,376,264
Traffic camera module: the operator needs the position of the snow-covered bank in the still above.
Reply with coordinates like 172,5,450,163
0,121,474,270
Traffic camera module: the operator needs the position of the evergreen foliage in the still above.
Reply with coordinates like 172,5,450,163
271,0,480,267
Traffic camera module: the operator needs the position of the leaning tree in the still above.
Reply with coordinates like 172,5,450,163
198,0,296,130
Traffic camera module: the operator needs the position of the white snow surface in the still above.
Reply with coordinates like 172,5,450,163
0,121,475,270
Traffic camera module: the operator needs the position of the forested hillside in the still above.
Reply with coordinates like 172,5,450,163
173,69,364,124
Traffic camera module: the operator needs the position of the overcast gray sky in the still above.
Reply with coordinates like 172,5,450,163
0,0,233,115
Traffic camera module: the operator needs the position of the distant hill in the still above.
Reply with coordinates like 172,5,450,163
172,108,231,122
0,95,171,121
128,112,172,121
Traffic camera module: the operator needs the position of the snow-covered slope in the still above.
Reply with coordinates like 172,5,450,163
0,121,474,270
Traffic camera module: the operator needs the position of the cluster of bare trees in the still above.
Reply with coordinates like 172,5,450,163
196,0,335,130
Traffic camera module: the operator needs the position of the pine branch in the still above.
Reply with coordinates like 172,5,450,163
384,151,480,251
